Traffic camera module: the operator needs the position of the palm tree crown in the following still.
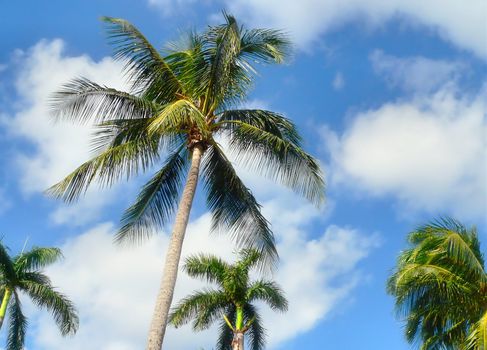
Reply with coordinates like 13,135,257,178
170,249,288,350
48,13,324,348
48,13,324,258
0,244,78,350
388,218,487,350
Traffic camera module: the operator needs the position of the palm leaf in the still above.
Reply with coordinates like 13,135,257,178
101,16,182,99
46,131,162,203
183,254,230,285
224,119,324,206
14,247,63,272
116,144,189,243
243,304,266,350
51,78,158,124
6,293,27,350
201,143,277,264
21,280,78,335
246,280,288,312
169,289,227,331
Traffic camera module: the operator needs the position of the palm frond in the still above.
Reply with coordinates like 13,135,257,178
388,217,487,349
243,304,266,350
21,280,78,335
216,305,235,350
183,254,230,285
169,289,227,331
6,293,27,350
101,16,182,99
223,118,325,206
0,244,16,283
14,247,63,272
148,99,209,137
201,143,277,265
217,109,301,145
246,280,288,312
51,78,158,124
203,13,251,111
46,132,161,203
116,144,189,244
239,28,291,64
465,310,487,350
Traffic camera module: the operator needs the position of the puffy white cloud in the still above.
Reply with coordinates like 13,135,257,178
370,50,466,94
149,0,487,58
322,82,487,219
226,0,487,58
4,39,128,224
27,196,378,349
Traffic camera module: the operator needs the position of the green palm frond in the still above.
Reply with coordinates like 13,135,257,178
116,144,189,243
243,304,266,350
223,118,324,206
0,244,16,283
388,218,487,349
169,289,227,331
46,133,162,203
216,306,235,350
203,12,247,111
14,247,63,272
217,109,301,145
236,249,262,274
51,78,158,124
6,293,27,350
148,99,209,137
21,280,78,335
101,16,182,99
201,143,277,263
239,28,291,64
164,31,210,99
183,254,230,285
246,280,288,312
465,310,487,350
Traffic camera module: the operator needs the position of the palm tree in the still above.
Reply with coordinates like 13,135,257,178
387,218,487,350
170,249,287,350
0,244,78,350
48,13,324,349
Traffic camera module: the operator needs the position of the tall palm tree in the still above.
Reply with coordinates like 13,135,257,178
0,244,78,350
388,218,487,350
48,13,324,349
170,249,287,350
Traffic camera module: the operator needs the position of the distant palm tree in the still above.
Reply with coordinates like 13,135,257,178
170,249,288,350
49,13,324,349
0,244,78,350
388,218,487,350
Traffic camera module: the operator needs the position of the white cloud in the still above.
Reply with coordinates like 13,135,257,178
322,84,487,219
28,196,378,349
4,39,128,224
332,72,345,91
150,0,487,58
225,0,487,58
370,50,466,93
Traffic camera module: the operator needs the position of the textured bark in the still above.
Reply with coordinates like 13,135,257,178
231,332,245,350
146,145,204,350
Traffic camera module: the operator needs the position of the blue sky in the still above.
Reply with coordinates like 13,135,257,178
0,1,486,349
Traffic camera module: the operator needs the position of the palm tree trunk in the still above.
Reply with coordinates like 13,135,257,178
231,332,244,350
146,144,204,350
0,288,11,329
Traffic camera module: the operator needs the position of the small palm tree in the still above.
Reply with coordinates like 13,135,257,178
388,218,487,350
170,249,287,350
0,244,78,350
49,13,324,348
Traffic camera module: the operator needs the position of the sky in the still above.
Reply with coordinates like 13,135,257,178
0,1,486,349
